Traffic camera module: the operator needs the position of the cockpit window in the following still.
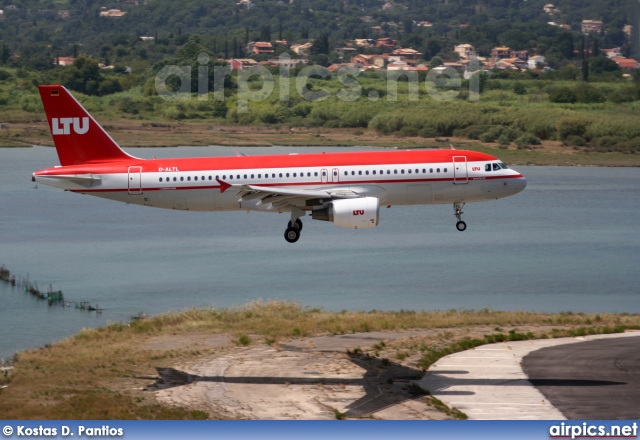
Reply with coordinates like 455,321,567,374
492,163,501,171
498,162,508,169
485,164,492,172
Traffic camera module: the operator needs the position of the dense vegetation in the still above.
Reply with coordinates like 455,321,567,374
3,62,640,154
1,0,640,153
0,0,635,71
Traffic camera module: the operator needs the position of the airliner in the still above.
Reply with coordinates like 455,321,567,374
33,85,526,243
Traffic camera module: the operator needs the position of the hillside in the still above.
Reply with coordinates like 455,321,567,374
0,0,633,69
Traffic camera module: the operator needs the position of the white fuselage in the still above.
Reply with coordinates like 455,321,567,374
36,156,526,213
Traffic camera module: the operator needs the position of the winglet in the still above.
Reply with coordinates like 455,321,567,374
450,143,456,150
216,179,231,193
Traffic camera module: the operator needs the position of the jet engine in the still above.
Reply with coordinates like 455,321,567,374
312,197,380,229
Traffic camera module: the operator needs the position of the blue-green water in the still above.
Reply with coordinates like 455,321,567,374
1,146,639,360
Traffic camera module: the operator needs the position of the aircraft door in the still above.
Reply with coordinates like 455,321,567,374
128,166,142,194
321,168,328,183
332,168,340,182
453,156,468,184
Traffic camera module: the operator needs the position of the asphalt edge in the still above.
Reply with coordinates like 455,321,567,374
416,331,640,420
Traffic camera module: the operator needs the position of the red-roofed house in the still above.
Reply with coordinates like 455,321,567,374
376,37,397,48
54,56,75,66
491,46,511,60
228,58,258,70
614,58,640,70
391,48,422,60
351,54,387,69
248,42,274,55
327,63,357,73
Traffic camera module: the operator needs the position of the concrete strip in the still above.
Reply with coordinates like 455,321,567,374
417,332,640,420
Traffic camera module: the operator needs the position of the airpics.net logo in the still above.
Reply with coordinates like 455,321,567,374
154,52,484,112
549,422,638,439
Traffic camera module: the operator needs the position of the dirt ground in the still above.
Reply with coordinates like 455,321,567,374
138,325,563,419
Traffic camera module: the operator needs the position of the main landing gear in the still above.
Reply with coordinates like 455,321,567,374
284,218,303,243
454,202,467,232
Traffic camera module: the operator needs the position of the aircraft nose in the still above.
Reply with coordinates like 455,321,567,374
511,175,527,194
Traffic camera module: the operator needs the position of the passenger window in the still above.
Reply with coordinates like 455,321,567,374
401,169,405,174
437,168,440,173
430,168,433,173
159,177,163,182
422,169,426,173
251,174,254,178
394,170,398,174
366,170,369,175
444,168,447,173
236,175,240,179
408,169,412,174
194,176,197,181
415,169,419,174
229,175,233,180
387,170,390,174
314,172,318,177
373,170,376,175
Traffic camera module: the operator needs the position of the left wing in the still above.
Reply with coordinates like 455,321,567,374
217,180,359,211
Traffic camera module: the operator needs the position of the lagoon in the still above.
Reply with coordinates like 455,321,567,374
0,145,638,360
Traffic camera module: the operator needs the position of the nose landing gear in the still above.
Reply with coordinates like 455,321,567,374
454,203,466,232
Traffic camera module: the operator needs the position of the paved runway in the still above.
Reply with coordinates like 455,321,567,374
522,336,640,420
419,332,640,420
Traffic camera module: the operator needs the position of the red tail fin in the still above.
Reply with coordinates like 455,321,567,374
38,85,138,166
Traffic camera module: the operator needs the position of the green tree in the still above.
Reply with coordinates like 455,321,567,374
429,56,443,69
513,82,526,95
0,44,10,64
589,57,619,76
549,87,577,103
58,56,102,95
575,84,604,103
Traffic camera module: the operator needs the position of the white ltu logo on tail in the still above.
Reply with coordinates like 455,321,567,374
52,117,89,135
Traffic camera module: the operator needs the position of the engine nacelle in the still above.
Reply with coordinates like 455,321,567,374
312,197,380,229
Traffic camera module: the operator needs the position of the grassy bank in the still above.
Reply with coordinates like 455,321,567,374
1,301,639,419
2,72,640,166
2,120,638,167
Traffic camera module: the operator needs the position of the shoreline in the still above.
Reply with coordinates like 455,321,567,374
1,120,637,167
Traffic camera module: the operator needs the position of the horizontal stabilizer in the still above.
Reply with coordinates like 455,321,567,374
32,173,102,188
